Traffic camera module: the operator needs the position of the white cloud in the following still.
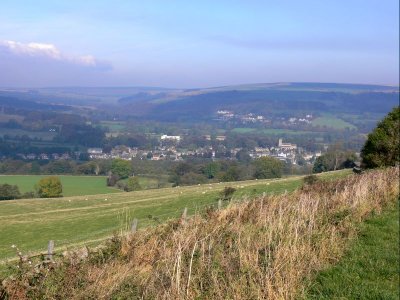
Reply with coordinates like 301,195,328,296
0,40,104,67
0,40,113,86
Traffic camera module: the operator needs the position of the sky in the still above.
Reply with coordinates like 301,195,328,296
0,0,398,88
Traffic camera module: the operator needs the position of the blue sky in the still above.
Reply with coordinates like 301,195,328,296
0,0,398,87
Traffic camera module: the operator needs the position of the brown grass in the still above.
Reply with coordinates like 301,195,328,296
1,167,399,300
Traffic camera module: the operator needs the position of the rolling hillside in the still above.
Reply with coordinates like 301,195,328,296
0,170,349,262
1,167,397,299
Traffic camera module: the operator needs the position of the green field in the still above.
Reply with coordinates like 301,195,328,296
305,202,399,299
232,128,318,135
99,121,126,132
121,175,171,189
0,175,119,197
0,170,350,262
0,128,57,140
312,116,357,130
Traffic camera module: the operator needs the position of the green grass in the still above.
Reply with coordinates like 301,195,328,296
312,116,357,130
121,175,171,189
0,128,57,140
0,175,119,197
99,121,126,132
232,128,318,135
305,203,399,299
0,170,350,262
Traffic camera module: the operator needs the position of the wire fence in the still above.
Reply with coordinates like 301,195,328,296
2,197,234,264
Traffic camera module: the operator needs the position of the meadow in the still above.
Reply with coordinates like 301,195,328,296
0,128,57,141
232,128,319,135
99,121,126,132
0,175,119,197
311,115,356,130
0,170,350,262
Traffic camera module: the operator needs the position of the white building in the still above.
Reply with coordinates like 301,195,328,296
161,135,181,142
87,148,103,154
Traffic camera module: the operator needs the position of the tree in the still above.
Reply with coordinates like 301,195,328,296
253,156,283,179
361,106,400,168
219,166,241,182
203,162,220,179
313,150,356,173
111,159,132,179
36,176,63,198
236,149,251,164
125,176,142,192
0,184,21,200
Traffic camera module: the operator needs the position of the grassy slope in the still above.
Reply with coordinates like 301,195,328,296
232,128,318,135
0,175,119,196
1,168,396,299
305,202,399,299
312,116,357,130
0,170,349,261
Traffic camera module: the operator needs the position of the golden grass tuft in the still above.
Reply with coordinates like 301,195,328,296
1,167,399,299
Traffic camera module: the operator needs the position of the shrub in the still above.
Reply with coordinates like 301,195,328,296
0,184,21,200
35,176,63,198
111,159,132,179
107,174,120,186
220,186,236,201
125,177,142,192
253,156,283,179
303,174,319,185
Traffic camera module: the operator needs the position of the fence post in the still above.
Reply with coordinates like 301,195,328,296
131,218,138,233
47,240,54,261
182,207,187,223
218,199,222,210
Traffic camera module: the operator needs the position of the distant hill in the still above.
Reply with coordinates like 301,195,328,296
114,82,399,121
0,94,70,111
1,83,398,121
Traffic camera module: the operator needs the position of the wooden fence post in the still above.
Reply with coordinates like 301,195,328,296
182,207,187,223
218,199,222,210
131,218,138,233
47,240,54,261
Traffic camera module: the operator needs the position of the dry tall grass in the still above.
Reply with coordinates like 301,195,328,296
2,167,399,300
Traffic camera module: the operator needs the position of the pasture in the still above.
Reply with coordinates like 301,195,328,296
99,121,126,132
0,128,57,140
232,128,318,135
0,175,119,197
0,170,350,262
312,115,356,130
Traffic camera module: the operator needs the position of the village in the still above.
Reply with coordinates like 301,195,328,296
215,110,314,126
86,136,322,166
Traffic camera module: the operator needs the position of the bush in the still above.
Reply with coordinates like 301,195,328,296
111,159,132,179
125,177,142,192
253,156,283,179
219,186,236,201
107,174,120,186
0,184,21,200
303,174,319,185
35,176,63,198
361,106,400,168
